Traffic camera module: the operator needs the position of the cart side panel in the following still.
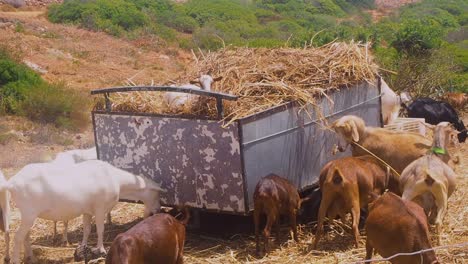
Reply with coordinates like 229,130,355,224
240,82,382,209
93,114,246,213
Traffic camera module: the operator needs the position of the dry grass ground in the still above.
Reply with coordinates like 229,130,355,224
0,8,191,91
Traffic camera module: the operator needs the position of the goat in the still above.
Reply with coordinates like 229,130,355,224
165,74,222,108
0,170,10,263
312,156,398,249
50,147,98,245
443,92,467,110
399,122,457,243
365,192,439,264
4,160,163,264
332,115,432,174
381,78,400,125
403,97,467,143
105,208,190,264
253,174,304,256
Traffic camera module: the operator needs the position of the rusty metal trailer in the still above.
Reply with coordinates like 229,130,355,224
91,80,383,215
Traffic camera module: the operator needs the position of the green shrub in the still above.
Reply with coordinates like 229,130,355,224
48,0,147,36
392,19,444,54
0,54,44,113
19,83,89,129
0,49,89,130
316,0,345,17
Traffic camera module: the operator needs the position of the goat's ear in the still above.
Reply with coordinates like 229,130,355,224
332,119,342,129
349,120,360,142
189,80,200,85
213,76,223,82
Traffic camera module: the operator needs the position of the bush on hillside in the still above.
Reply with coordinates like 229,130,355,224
48,0,147,36
392,19,444,54
0,49,89,130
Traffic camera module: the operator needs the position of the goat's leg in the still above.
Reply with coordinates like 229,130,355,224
289,209,299,242
106,212,112,225
24,231,36,264
12,215,35,264
253,207,261,256
433,185,448,245
275,217,280,244
81,214,92,247
93,213,106,255
263,211,276,253
62,221,69,246
312,193,332,249
53,221,57,240
365,238,373,260
4,231,9,264
1,192,10,264
348,191,361,248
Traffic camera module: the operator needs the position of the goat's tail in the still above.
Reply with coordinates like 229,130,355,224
331,168,343,185
424,172,436,186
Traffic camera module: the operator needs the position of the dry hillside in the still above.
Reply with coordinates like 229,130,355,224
0,8,192,175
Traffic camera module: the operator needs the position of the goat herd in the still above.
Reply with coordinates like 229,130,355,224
0,92,466,264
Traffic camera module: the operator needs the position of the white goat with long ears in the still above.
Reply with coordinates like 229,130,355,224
4,160,163,264
399,122,458,244
0,170,10,263
165,73,222,107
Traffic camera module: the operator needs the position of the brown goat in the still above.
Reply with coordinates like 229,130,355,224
365,192,439,264
105,209,190,264
332,115,432,174
443,92,467,109
253,174,302,256
312,156,398,249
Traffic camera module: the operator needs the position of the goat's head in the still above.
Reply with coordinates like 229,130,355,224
140,179,165,218
332,115,365,151
399,91,412,105
189,72,223,91
429,122,459,148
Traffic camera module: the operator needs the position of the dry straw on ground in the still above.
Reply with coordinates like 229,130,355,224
96,41,379,124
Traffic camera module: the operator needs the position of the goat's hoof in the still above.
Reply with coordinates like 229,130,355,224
24,256,37,264
3,257,10,264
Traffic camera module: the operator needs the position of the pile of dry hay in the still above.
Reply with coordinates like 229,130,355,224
96,41,378,124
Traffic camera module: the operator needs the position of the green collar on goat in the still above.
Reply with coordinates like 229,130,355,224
431,146,447,155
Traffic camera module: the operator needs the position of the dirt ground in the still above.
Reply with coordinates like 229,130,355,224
0,6,467,264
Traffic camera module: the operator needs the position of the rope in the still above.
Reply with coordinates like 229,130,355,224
344,242,468,264
350,141,401,177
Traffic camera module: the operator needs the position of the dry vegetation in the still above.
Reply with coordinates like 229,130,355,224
103,42,379,125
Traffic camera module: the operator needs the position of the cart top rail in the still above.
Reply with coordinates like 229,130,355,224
91,86,238,119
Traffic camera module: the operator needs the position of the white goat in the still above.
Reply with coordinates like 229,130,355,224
165,74,222,107
4,160,163,264
0,170,10,263
50,147,98,245
51,147,97,165
399,122,458,243
381,78,399,125
380,78,411,125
